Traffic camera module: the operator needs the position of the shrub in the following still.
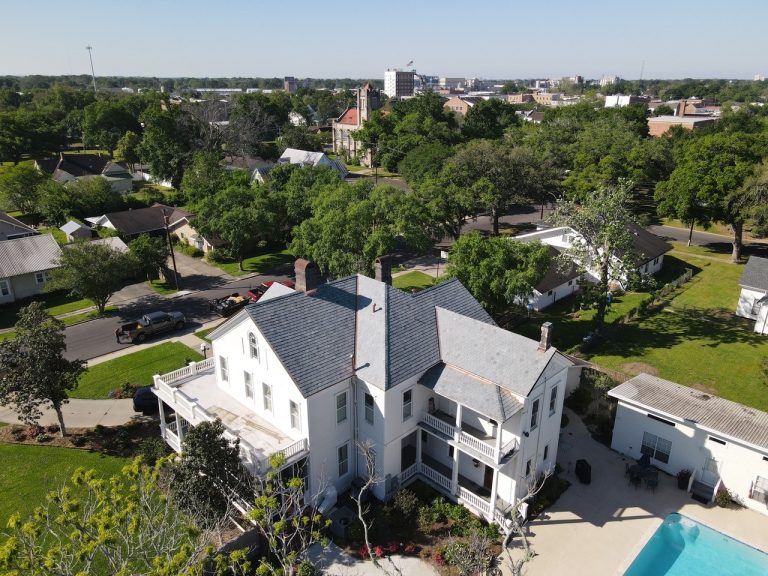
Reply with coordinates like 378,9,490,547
430,497,453,523
431,550,446,566
392,488,420,519
296,560,316,576
358,545,369,558
71,435,87,447
35,433,52,443
373,545,384,559
386,542,398,554
560,412,570,428
715,488,732,508
403,543,418,555
27,425,44,437
417,506,434,534
138,437,169,465
46,424,60,434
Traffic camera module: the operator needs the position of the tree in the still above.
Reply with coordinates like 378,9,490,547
655,131,763,261
227,93,282,157
181,151,230,205
652,104,675,116
247,452,331,576
267,163,341,235
65,176,125,218
547,181,639,327
290,181,437,277
0,302,84,436
730,160,768,241
169,419,249,524
138,103,196,188
461,99,519,140
114,130,141,170
0,110,64,163
49,241,133,313
0,460,251,576
83,99,142,154
446,233,550,314
397,142,453,187
129,233,169,281
278,124,323,153
0,162,47,214
414,175,476,240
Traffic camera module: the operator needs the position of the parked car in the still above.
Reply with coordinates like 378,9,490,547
133,386,158,414
246,280,295,302
209,292,251,317
117,311,186,344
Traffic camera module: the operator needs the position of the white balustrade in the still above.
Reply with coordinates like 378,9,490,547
421,411,456,438
281,438,308,460
419,462,453,492
158,358,215,387
458,486,490,516
458,430,496,460
399,463,418,484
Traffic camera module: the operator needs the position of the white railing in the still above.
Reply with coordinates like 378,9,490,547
500,438,519,458
419,462,453,492
458,486,490,516
280,438,309,461
159,358,216,387
458,430,496,460
399,463,418,484
421,411,456,438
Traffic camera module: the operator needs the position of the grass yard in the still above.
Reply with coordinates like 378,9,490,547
213,247,294,277
661,218,733,237
393,271,435,292
586,254,768,411
146,280,177,295
0,443,127,525
72,342,202,399
38,225,68,245
669,242,734,262
0,292,95,329
194,326,219,342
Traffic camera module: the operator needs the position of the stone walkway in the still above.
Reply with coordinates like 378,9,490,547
502,408,768,575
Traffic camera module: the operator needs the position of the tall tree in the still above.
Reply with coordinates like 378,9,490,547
138,103,196,188
48,241,133,313
548,180,639,327
83,100,142,154
0,110,65,163
0,302,85,436
397,142,453,187
414,175,476,240
290,180,437,277
113,130,141,170
129,233,170,281
181,151,230,205
0,162,47,214
461,98,519,140
446,233,550,314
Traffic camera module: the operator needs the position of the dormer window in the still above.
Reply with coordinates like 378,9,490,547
249,333,259,360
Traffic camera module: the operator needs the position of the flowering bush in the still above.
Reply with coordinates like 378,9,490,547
358,545,369,558
27,425,44,438
373,545,384,559
386,542,398,554
431,551,446,566
403,543,418,555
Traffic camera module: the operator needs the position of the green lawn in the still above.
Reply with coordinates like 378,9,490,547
0,292,95,329
61,305,118,327
669,242,733,262
194,326,219,342
586,255,768,411
661,218,732,237
213,247,294,277
73,342,203,399
146,280,177,295
38,225,68,245
393,271,436,292
0,443,127,525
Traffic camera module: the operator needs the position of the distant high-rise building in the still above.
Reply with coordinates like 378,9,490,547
599,75,620,86
755,74,765,82
284,76,298,93
384,69,415,98
569,75,584,85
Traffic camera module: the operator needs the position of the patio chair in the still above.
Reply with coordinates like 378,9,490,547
646,476,658,492
624,463,630,477
630,475,642,490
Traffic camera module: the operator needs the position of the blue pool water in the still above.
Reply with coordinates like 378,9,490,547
625,513,768,576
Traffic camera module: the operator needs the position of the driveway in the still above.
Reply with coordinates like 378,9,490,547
171,252,235,290
506,409,768,575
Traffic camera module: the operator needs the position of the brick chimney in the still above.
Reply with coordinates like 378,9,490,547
295,258,320,293
374,255,392,285
538,322,553,352
676,99,687,117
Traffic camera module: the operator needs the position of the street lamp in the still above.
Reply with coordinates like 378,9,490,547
200,343,208,359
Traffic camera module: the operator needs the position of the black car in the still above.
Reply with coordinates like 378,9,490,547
209,293,251,317
133,386,158,415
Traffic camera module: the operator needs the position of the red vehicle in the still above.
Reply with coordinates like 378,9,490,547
246,280,295,302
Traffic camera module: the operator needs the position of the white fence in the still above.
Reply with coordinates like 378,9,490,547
458,486,490,516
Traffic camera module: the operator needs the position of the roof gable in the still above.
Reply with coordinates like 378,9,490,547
740,255,768,291
0,211,37,240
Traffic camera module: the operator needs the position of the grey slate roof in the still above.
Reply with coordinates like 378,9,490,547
421,364,522,422
740,256,768,291
246,276,358,398
0,234,61,277
101,204,192,237
435,307,557,397
609,373,768,451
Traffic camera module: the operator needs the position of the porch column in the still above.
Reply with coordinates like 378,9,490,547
158,397,167,437
416,430,422,464
455,404,463,439
495,423,503,462
489,468,499,523
175,413,185,445
451,445,460,495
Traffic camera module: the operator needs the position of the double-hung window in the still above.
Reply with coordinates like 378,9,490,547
0,279,9,297
338,443,349,477
219,356,229,383
262,382,272,412
530,399,540,431
244,371,254,400
402,389,412,421
364,393,374,425
290,400,301,431
336,391,347,424
641,431,672,464
35,271,50,284
549,386,558,416
249,333,259,360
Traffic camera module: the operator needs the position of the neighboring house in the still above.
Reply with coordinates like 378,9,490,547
609,373,768,516
222,156,274,185
36,153,133,194
443,96,483,116
0,234,61,304
648,115,716,137
513,224,670,308
278,148,348,177
91,236,129,253
60,220,93,242
0,211,37,241
331,84,380,166
527,246,581,311
735,255,768,335
153,258,576,530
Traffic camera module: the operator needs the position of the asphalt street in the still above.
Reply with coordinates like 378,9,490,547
64,272,288,361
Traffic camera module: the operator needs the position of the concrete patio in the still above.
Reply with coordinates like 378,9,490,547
505,408,768,576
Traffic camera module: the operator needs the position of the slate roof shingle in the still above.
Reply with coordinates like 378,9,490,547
609,373,768,452
740,255,768,291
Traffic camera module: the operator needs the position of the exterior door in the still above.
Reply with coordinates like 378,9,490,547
484,465,494,490
701,457,719,486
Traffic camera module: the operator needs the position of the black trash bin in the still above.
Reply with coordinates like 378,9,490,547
575,459,591,484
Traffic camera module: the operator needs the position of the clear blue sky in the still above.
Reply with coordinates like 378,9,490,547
2,0,766,79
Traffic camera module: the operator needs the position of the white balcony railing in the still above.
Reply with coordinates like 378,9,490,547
399,463,418,484
458,486,490,516
459,430,496,460
419,462,453,492
422,411,456,438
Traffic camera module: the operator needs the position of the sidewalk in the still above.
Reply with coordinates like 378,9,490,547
392,255,446,280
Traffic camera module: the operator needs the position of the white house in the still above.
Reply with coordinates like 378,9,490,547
278,148,348,178
513,224,670,309
0,234,61,304
153,258,576,530
609,373,768,515
735,255,768,335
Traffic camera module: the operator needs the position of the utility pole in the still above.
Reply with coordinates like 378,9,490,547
86,45,97,96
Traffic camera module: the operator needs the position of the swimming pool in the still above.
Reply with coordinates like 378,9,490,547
625,513,768,576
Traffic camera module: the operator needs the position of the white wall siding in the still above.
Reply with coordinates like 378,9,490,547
736,287,766,319
528,278,579,311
